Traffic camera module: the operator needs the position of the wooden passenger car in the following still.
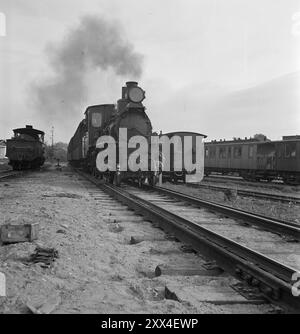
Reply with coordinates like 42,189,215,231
204,136,300,184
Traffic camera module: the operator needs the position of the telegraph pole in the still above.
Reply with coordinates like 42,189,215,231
51,126,54,161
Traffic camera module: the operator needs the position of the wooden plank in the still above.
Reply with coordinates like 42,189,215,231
130,235,166,245
0,223,39,244
155,264,224,277
27,296,61,314
165,284,265,305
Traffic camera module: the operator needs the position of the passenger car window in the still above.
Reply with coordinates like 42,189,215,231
209,147,216,158
219,147,226,159
91,113,102,127
228,147,232,158
205,148,209,158
278,145,282,158
234,146,242,158
248,146,254,159
285,143,296,158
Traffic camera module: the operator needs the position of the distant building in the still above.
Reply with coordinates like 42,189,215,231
282,135,300,140
0,140,6,159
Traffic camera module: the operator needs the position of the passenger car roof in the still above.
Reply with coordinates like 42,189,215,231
163,131,207,138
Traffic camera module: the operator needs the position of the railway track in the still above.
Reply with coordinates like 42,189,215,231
75,169,300,312
0,170,22,180
139,184,300,239
204,175,300,189
186,182,300,204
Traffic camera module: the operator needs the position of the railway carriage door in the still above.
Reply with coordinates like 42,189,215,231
227,147,232,169
257,143,276,170
268,156,276,170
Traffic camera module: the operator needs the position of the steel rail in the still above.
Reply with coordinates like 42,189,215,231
187,183,300,204
129,183,300,239
204,175,299,188
0,170,12,174
0,171,22,180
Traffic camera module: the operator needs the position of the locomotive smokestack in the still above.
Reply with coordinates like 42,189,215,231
122,82,138,99
122,82,139,99
126,81,138,88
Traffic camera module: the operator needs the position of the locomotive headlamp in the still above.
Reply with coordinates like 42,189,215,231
128,86,145,103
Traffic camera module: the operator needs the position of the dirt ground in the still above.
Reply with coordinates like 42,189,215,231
0,166,279,314
0,160,10,171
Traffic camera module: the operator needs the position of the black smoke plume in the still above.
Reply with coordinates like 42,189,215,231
32,15,143,121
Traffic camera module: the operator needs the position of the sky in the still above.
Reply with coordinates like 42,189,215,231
0,0,300,144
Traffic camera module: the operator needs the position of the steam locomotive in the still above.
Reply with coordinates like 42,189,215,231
6,125,45,170
68,81,158,186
